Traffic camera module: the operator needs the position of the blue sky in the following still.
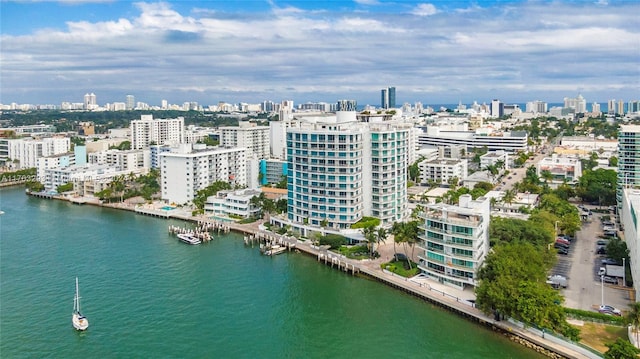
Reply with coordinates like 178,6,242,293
1,0,638,107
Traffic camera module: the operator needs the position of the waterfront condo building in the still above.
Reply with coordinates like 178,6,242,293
130,115,185,150
285,111,408,230
418,194,491,290
618,125,640,208
620,189,640,301
219,122,270,159
7,136,71,169
159,144,246,205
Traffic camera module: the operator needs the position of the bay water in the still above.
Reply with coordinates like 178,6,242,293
0,187,543,358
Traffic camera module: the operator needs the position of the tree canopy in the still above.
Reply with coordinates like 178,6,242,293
576,169,617,205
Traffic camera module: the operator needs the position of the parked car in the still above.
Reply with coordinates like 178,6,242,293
598,305,621,316
603,276,618,284
601,258,620,266
555,243,570,251
596,246,607,255
556,238,570,245
557,247,569,255
597,239,609,246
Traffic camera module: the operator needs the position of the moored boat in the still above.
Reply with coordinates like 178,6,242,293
177,233,202,245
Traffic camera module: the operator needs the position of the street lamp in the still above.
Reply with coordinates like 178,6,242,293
600,275,605,307
555,220,560,236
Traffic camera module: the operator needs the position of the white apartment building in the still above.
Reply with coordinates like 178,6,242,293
284,111,408,231
204,188,262,219
220,122,270,159
537,154,583,185
418,127,527,153
87,149,150,172
564,94,587,113
130,115,185,150
618,125,640,208
418,158,468,186
620,189,640,300
418,194,491,290
160,144,247,205
480,150,509,171
8,137,70,169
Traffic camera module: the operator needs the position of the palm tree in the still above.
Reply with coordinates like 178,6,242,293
502,189,517,208
391,222,403,254
360,225,377,257
375,227,387,256
626,302,640,345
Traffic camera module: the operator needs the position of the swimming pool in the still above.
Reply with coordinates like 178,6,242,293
161,206,175,211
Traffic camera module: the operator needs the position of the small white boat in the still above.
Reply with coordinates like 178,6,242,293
177,233,202,245
265,244,286,256
72,277,89,331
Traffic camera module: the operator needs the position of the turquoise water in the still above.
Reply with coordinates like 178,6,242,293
0,187,543,358
209,215,236,223
161,206,175,211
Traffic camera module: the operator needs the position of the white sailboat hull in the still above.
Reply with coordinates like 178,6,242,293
72,313,89,331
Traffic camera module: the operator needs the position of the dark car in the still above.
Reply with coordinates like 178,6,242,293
601,258,620,265
554,242,569,249
393,253,408,261
603,276,618,284
596,246,607,255
557,247,569,255
597,239,609,246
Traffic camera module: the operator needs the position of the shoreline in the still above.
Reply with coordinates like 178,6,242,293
26,190,597,359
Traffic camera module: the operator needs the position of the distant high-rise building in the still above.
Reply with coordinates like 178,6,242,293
592,102,601,114
380,87,396,109
526,100,547,113
491,99,503,118
563,94,586,113
608,99,617,115
336,100,357,111
126,95,135,110
617,100,625,115
629,101,640,114
161,99,168,110
84,93,96,110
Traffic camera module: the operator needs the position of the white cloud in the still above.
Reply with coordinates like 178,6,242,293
0,1,638,105
411,3,437,16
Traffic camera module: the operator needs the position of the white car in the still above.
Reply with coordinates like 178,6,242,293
599,305,621,316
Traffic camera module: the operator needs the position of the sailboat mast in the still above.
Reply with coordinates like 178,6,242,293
75,277,81,313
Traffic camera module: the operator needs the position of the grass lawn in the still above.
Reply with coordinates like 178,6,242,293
381,260,421,278
574,321,628,353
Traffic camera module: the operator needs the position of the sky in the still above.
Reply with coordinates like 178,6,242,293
1,0,639,107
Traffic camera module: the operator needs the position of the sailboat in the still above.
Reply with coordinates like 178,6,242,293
72,277,89,331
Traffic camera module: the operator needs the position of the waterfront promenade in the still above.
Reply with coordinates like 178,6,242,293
44,194,599,358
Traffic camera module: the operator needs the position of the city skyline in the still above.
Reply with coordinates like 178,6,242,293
1,0,638,106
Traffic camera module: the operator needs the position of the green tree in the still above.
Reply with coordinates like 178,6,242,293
360,225,377,257
192,181,233,210
56,182,74,193
475,242,568,335
609,156,618,167
606,238,630,266
576,169,617,205
604,338,640,359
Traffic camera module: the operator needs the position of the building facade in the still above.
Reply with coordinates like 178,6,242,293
159,144,247,205
130,115,185,150
220,122,270,159
286,111,408,230
418,194,490,290
618,125,640,207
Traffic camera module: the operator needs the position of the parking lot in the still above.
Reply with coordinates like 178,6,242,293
552,208,634,314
